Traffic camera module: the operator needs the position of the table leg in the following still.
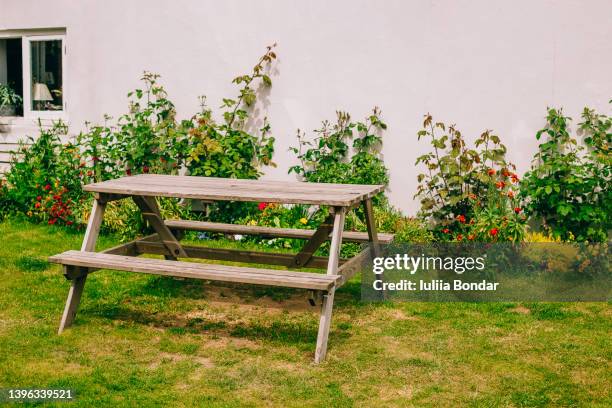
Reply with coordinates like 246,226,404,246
58,199,106,334
314,207,345,363
362,198,381,258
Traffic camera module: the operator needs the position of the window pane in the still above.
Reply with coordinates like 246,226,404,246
0,38,23,117
31,39,62,111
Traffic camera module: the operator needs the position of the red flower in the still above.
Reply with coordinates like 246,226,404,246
92,156,99,162
487,169,496,176
143,165,149,173
87,170,93,177
502,170,511,177
53,194,61,200
48,218,57,225
456,214,466,223
495,181,506,189
258,202,268,211
456,234,463,241
442,228,450,234
468,234,475,241
35,202,41,209
44,184,52,191
126,169,132,176
514,207,522,214
66,221,73,226
79,162,86,168
511,174,519,183
489,228,499,237
507,191,514,198
36,196,42,201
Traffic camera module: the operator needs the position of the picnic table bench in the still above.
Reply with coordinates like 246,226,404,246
49,174,390,363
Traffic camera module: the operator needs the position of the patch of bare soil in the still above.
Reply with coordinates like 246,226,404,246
508,305,531,314
201,283,314,313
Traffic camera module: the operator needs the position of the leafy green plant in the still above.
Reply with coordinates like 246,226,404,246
414,114,526,241
236,202,314,249
521,107,611,242
182,44,278,223
185,44,277,179
78,72,187,181
0,83,22,112
3,121,86,226
289,108,388,195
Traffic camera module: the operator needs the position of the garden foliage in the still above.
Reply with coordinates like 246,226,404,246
289,107,389,194
521,107,611,242
414,114,526,242
2,121,86,226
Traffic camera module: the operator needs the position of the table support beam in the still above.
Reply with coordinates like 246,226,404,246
291,213,335,268
132,196,187,259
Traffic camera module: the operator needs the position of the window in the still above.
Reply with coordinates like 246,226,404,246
0,30,66,118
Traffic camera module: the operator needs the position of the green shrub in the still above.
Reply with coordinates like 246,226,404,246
414,114,527,241
91,197,196,242
3,121,86,226
78,72,188,181
237,203,315,249
184,44,277,180
182,44,278,223
289,107,389,200
521,106,611,242
372,205,433,243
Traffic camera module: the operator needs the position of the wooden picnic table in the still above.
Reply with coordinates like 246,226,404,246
49,174,392,363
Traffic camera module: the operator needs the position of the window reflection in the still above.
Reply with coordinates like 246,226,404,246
31,40,62,111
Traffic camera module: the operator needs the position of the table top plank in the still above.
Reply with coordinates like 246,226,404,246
84,175,384,206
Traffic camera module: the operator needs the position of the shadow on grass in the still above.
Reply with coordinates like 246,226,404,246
79,275,360,350
83,301,352,350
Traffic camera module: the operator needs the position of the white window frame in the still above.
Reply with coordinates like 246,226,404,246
22,34,67,120
0,29,67,121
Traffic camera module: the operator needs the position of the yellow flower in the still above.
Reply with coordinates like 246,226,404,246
248,219,257,226
27,211,33,217
299,217,308,225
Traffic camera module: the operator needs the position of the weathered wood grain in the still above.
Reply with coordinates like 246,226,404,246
165,219,395,244
134,240,338,269
49,251,341,291
83,174,384,206
337,247,372,284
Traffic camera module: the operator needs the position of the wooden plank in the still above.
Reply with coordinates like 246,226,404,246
165,219,395,244
291,214,335,267
132,196,187,259
81,199,106,252
49,251,340,291
326,208,345,276
314,287,335,364
337,247,372,285
135,240,336,269
363,198,381,257
58,199,106,334
314,207,345,363
83,175,385,207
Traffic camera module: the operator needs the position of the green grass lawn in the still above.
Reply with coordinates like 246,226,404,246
0,219,610,407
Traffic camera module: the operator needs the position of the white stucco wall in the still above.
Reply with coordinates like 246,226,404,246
1,0,611,214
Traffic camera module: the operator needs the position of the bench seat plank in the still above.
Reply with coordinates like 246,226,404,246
49,251,340,291
165,220,394,244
